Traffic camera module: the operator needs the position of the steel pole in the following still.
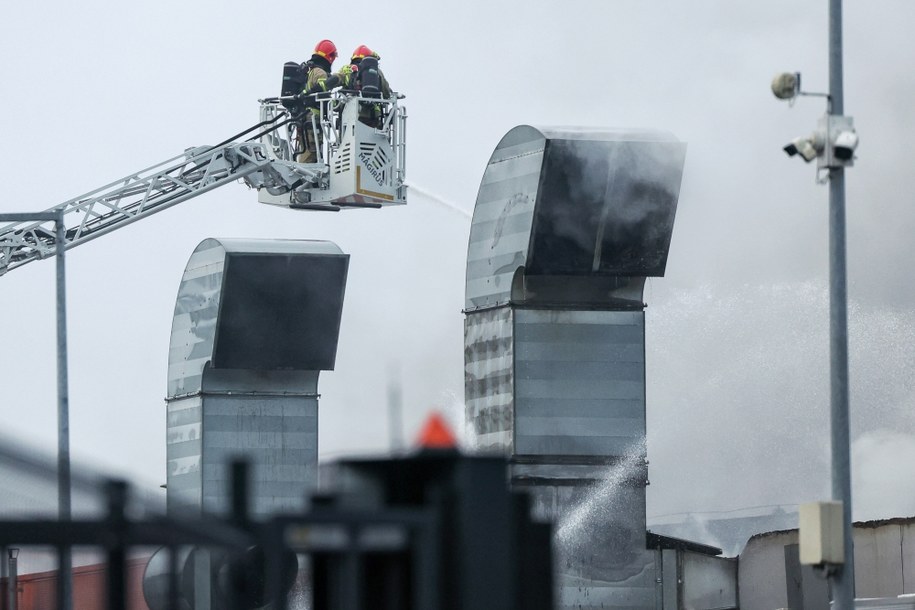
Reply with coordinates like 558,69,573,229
0,211,73,609
54,214,73,610
828,1,855,609
8,550,17,610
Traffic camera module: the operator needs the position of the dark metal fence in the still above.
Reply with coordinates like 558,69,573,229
0,453,553,610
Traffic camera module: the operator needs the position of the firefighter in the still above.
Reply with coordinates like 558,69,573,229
297,39,339,163
345,45,393,128
344,46,392,93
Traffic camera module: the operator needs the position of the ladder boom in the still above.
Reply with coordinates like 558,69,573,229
0,142,271,275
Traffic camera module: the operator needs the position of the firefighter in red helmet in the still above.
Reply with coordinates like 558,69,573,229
297,39,339,163
343,45,393,128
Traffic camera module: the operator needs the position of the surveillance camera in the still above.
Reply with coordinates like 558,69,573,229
833,130,858,161
772,72,800,100
784,136,819,162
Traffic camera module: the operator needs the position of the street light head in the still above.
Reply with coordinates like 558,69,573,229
772,72,801,100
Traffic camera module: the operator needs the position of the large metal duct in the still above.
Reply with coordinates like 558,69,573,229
165,238,348,518
464,126,686,609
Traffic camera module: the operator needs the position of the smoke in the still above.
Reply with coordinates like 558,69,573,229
681,513,733,555
527,138,686,276
852,430,915,521
645,280,915,530
440,390,481,452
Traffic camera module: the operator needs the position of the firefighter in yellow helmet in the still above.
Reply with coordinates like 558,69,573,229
297,39,339,163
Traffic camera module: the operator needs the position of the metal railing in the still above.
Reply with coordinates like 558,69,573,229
0,452,553,610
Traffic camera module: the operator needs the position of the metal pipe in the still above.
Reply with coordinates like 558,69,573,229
7,549,17,610
828,1,855,609
0,212,60,223
268,525,289,610
167,546,180,610
829,168,854,608
1,546,6,610
54,213,73,610
106,481,128,610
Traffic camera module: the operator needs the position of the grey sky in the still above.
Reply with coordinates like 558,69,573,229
2,0,914,539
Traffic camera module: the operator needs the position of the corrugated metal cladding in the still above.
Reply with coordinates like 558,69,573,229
465,126,545,310
464,306,514,452
514,309,645,457
165,238,347,517
166,393,202,513
168,239,226,399
201,394,317,515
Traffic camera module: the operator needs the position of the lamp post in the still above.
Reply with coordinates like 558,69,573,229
0,212,72,610
826,4,856,608
772,2,856,609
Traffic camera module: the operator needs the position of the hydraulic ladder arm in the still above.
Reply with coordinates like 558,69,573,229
0,142,279,276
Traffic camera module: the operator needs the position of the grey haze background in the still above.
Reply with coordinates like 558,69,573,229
2,0,915,548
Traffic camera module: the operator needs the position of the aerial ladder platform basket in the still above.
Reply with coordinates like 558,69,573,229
255,90,408,210
0,90,407,275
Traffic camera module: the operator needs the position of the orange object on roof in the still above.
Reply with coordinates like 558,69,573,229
416,412,458,449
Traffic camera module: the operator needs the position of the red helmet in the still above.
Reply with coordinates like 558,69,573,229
351,44,374,61
313,39,338,63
